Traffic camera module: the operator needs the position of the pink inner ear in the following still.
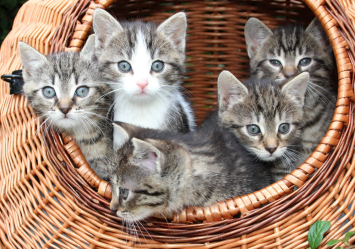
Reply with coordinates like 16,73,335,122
140,151,158,172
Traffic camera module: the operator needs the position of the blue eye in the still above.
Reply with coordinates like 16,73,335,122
118,61,131,72
151,61,164,72
75,86,89,97
299,58,312,66
120,188,129,200
269,60,282,67
247,125,261,135
42,87,56,98
278,123,290,134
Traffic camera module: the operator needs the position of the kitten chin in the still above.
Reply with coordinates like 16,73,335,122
93,9,195,134
19,36,113,180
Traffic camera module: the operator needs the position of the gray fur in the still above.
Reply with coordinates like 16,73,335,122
19,39,113,180
108,71,275,221
244,18,337,180
109,119,272,221
92,9,195,134
218,71,308,182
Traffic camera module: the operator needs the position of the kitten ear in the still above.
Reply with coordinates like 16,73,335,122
218,70,248,110
18,42,48,76
80,34,96,60
305,18,332,53
113,123,130,151
93,8,124,49
157,12,187,52
132,138,161,173
281,72,309,106
244,18,273,58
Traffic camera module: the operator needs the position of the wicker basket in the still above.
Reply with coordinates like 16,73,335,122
1,0,355,248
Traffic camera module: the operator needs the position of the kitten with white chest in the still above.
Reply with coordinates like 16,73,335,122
108,71,274,222
19,36,113,180
244,18,337,179
92,9,195,142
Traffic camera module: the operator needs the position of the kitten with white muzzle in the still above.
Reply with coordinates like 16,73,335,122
93,9,195,143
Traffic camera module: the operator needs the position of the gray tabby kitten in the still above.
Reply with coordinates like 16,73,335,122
92,10,195,147
245,17,337,179
219,72,309,182
19,36,113,180
108,71,282,222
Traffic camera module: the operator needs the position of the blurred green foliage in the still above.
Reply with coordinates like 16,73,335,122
0,0,26,45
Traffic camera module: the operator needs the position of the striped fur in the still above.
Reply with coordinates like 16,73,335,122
19,38,113,180
93,10,195,141
245,18,337,180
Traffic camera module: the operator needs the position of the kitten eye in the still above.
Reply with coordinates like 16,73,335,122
75,86,89,97
118,61,132,72
120,188,129,200
278,123,290,134
151,61,164,72
42,87,56,98
247,125,261,135
299,58,312,66
269,60,282,67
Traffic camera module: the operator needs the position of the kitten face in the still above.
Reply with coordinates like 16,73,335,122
19,38,109,133
218,71,309,161
93,10,186,103
110,126,175,221
245,18,334,83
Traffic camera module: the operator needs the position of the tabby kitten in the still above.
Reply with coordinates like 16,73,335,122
92,9,195,145
108,71,274,222
244,17,337,176
218,72,309,181
19,35,113,180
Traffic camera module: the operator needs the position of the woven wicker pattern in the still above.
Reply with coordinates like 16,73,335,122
1,0,355,248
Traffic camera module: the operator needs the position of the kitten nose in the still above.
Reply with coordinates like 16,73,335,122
266,147,277,154
137,79,148,90
283,67,296,78
60,107,70,115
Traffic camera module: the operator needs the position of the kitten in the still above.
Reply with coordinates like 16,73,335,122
244,17,337,177
19,35,113,180
108,71,274,222
218,72,309,181
92,9,195,143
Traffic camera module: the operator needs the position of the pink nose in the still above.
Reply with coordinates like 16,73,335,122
137,79,148,90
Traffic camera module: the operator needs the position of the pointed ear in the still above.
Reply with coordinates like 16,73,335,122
80,34,96,60
305,17,332,54
281,72,309,106
132,138,161,173
218,70,248,110
157,12,187,52
113,123,129,151
93,8,124,49
18,42,48,76
244,18,273,58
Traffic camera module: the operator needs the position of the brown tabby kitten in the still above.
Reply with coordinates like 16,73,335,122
108,71,282,222
244,17,337,180
19,36,113,180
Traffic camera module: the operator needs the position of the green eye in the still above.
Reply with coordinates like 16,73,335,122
269,60,282,66
75,86,89,97
120,188,129,200
247,125,261,135
278,123,290,134
118,61,132,72
151,61,164,72
42,87,56,98
299,58,311,66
